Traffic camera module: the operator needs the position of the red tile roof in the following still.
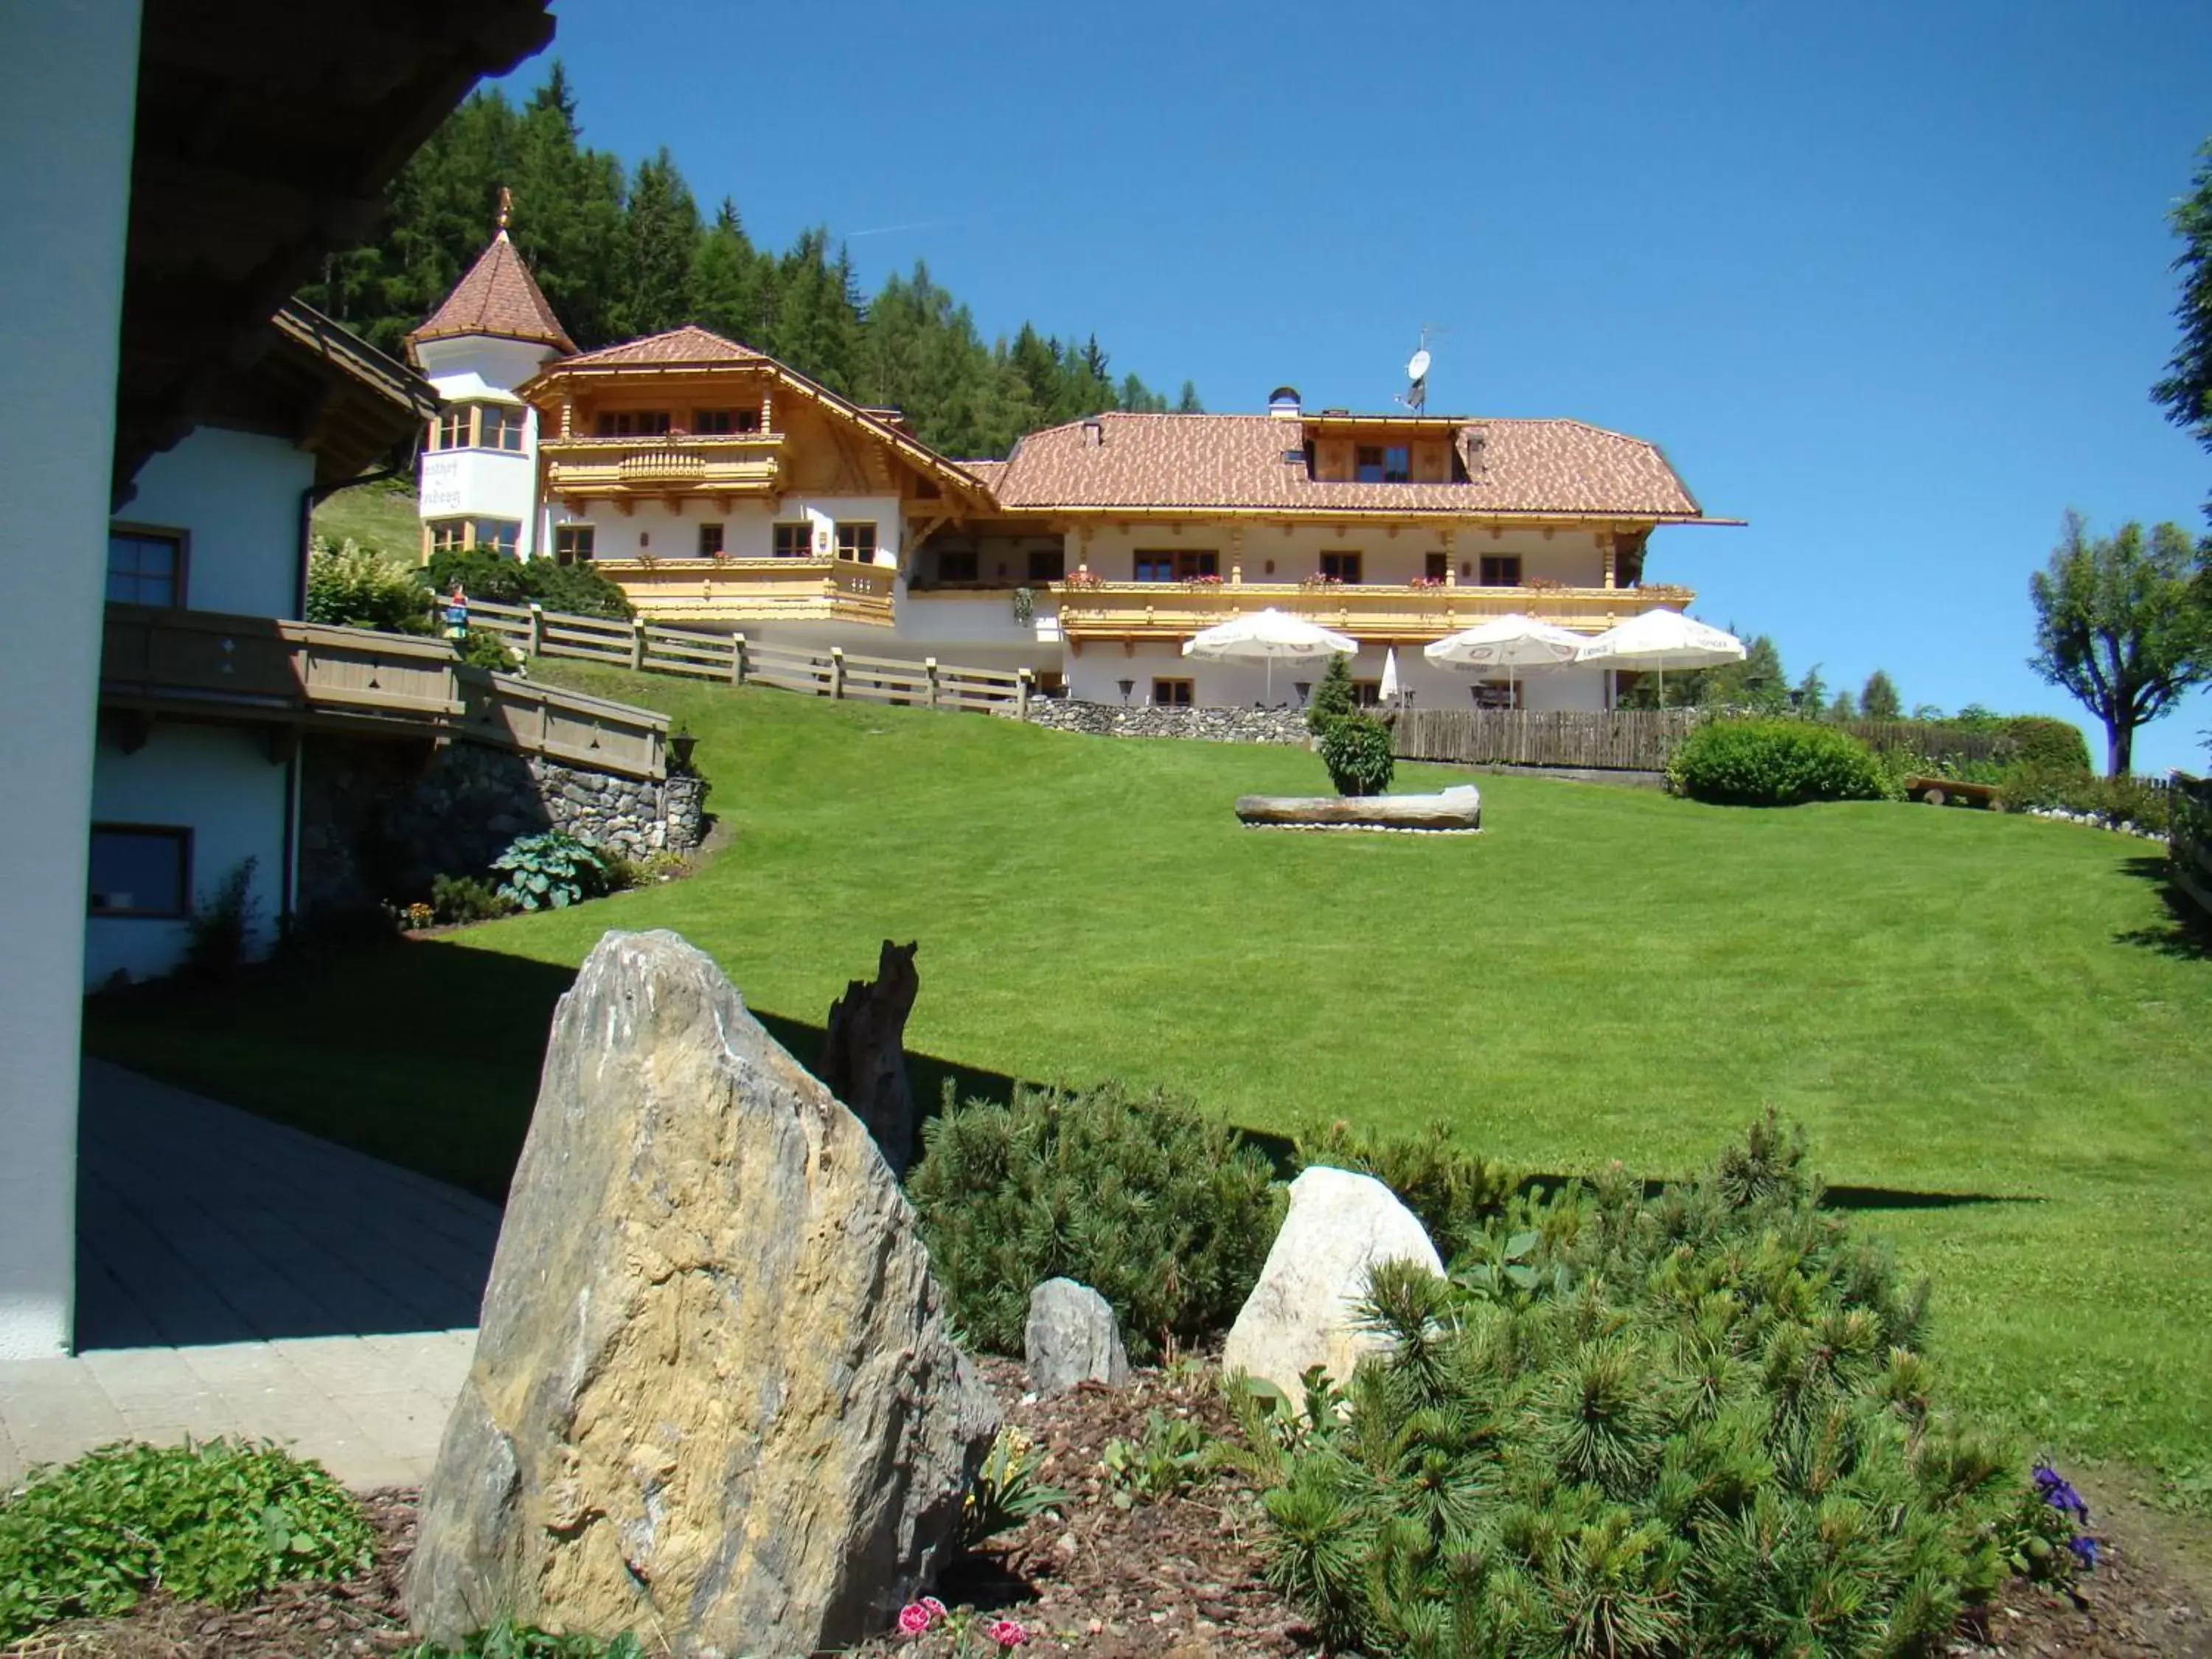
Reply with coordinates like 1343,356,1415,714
554,326,765,367
408,231,573,355
986,413,1707,518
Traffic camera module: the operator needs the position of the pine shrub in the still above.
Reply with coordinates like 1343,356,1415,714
1308,653,1357,733
0,1439,373,1643
425,548,634,622
1669,718,1889,805
1295,1120,1517,1262
907,1080,1281,1361
1230,1113,2073,1658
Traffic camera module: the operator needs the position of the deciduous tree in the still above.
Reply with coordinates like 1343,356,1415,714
2028,510,2211,774
2152,139,2212,507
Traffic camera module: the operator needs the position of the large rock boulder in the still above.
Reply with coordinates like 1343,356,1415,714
1221,1166,1443,1399
406,930,999,1658
1023,1279,1130,1395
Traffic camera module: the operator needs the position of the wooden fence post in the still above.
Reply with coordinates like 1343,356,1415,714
1016,667,1032,719
731,632,748,686
925,657,939,709
630,617,647,672
526,602,544,659
830,647,846,700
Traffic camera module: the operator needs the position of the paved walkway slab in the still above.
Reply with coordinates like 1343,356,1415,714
0,1065,504,1491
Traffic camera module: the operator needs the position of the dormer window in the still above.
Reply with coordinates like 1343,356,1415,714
1356,445,1411,484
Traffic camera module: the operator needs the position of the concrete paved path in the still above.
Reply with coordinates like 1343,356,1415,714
0,1065,502,1491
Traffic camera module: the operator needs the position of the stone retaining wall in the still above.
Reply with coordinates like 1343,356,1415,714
1023,700,1312,745
300,737,706,914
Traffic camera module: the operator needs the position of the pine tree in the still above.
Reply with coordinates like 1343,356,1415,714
1828,686,1857,720
610,148,700,340
1176,379,1204,414
693,198,770,346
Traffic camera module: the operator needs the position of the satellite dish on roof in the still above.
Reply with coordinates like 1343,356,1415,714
1406,348,1432,383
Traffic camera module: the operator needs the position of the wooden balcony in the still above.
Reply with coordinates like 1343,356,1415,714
540,431,785,500
99,604,667,778
592,557,897,628
1051,580,1695,645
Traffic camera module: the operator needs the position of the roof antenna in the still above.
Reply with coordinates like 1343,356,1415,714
496,185,512,235
1396,322,1450,412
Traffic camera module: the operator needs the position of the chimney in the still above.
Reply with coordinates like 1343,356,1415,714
1267,386,1301,420
1081,417,1104,448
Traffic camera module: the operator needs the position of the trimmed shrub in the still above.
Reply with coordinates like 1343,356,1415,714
1669,717,1889,805
425,548,633,622
1294,1120,1517,1262
1998,716,2091,776
1318,712,1395,796
908,1080,1281,1362
2000,768,2173,835
0,1439,373,1642
1230,1114,2081,1658
305,537,432,633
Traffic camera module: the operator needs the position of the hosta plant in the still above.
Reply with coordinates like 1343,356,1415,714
491,830,608,911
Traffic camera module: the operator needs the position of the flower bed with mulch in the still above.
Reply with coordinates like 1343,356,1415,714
5,1366,2205,1659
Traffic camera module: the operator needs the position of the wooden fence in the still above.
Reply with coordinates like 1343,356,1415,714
2171,773,2212,919
1388,707,1705,771
462,597,1034,716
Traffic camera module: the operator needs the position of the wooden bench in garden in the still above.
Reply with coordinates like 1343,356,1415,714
1903,776,2003,810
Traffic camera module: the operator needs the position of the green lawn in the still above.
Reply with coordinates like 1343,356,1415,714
85,664,2212,1508
310,479,420,559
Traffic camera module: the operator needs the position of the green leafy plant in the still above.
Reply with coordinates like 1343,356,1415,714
430,873,519,925
1318,712,1395,796
1669,717,1890,805
1295,1120,1517,1263
1999,768,2173,835
0,1439,375,1643
908,1080,1282,1362
962,1426,1069,1546
490,830,609,911
304,536,434,633
401,1624,645,1658
1102,1408,1214,1507
182,856,260,982
1229,1115,2073,1659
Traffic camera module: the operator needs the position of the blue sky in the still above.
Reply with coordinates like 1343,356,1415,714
501,1,2212,770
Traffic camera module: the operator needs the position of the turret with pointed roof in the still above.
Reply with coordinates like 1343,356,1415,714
406,187,574,359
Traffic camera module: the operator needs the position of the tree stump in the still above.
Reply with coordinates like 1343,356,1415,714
820,939,920,1175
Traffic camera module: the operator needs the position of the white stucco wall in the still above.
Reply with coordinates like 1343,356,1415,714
0,0,140,1358
86,723,287,985
1063,644,1611,712
121,426,316,616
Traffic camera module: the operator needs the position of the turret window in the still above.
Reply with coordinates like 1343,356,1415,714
427,518,468,555
479,405,526,452
434,408,469,450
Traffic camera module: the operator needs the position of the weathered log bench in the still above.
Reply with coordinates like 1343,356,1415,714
1903,775,2003,810
1235,785,1482,832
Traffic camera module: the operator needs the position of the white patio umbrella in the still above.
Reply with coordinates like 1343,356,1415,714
1424,613,1587,709
1378,646,1402,706
1576,608,1745,707
1183,608,1357,705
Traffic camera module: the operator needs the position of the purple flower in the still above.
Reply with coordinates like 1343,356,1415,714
2069,1534,2100,1571
2033,1461,2090,1521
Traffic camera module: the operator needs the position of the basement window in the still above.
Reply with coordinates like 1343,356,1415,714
88,825,190,918
1152,678,1194,707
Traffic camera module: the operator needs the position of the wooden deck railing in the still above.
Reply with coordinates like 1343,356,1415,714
586,557,897,629
1388,707,1707,771
2171,772,2212,919
100,604,667,779
460,597,1035,715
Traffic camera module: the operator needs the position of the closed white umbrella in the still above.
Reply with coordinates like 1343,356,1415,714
1425,613,1586,709
1576,608,1745,707
1183,608,1357,704
1378,646,1402,706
